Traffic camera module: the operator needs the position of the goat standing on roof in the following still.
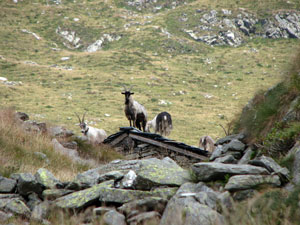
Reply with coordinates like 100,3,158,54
75,112,107,145
199,135,216,152
122,86,148,132
146,111,173,136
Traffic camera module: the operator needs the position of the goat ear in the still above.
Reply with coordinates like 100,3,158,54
121,92,125,94
130,92,134,95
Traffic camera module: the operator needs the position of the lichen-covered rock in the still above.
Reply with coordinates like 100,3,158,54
225,174,281,191
27,192,42,211
55,181,113,210
135,158,191,190
35,168,63,189
102,210,126,225
192,162,269,182
150,187,178,200
17,173,44,196
42,189,74,200
0,176,17,193
3,198,31,218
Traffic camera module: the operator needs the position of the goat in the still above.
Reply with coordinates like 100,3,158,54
146,112,173,136
199,135,216,152
122,86,148,132
75,112,107,145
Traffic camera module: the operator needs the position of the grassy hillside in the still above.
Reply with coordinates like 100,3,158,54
0,0,300,147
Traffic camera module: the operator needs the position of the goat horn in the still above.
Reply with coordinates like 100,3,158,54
122,85,127,92
75,112,81,124
128,85,133,92
82,112,87,123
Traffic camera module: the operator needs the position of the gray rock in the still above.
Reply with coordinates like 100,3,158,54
102,210,126,225
210,145,226,161
135,158,191,190
61,141,77,150
48,126,74,138
35,168,63,189
27,192,42,211
127,211,161,225
238,147,254,164
223,139,246,152
31,201,50,222
225,174,281,191
22,121,47,133
118,197,168,216
93,206,115,216
215,134,245,145
120,170,137,189
289,143,300,184
191,162,269,182
42,189,74,200
214,155,238,164
248,155,290,182
98,171,124,183
17,173,43,196
160,184,224,225
194,191,219,211
2,198,31,218
0,176,17,193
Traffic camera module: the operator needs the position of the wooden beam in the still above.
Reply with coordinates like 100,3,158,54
108,133,128,147
129,134,208,160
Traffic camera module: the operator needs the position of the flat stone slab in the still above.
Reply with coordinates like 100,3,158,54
191,162,269,182
225,174,281,191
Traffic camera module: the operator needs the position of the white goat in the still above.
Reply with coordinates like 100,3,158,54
122,86,148,131
75,112,107,145
199,135,216,152
146,112,173,136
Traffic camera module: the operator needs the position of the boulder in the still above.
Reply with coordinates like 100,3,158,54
55,181,113,210
16,173,44,196
238,147,254,164
191,162,269,182
0,176,17,193
248,155,290,182
232,189,257,201
291,143,300,184
102,210,126,225
223,139,246,152
35,168,63,189
194,191,219,211
15,112,29,121
225,174,281,191
210,145,226,161
160,184,224,225
215,134,245,145
135,158,190,190
2,198,31,218
217,191,233,211
214,155,237,164
82,158,190,191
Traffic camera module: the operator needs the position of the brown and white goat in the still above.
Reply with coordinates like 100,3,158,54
75,112,107,145
146,111,173,136
122,86,148,132
199,135,216,152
